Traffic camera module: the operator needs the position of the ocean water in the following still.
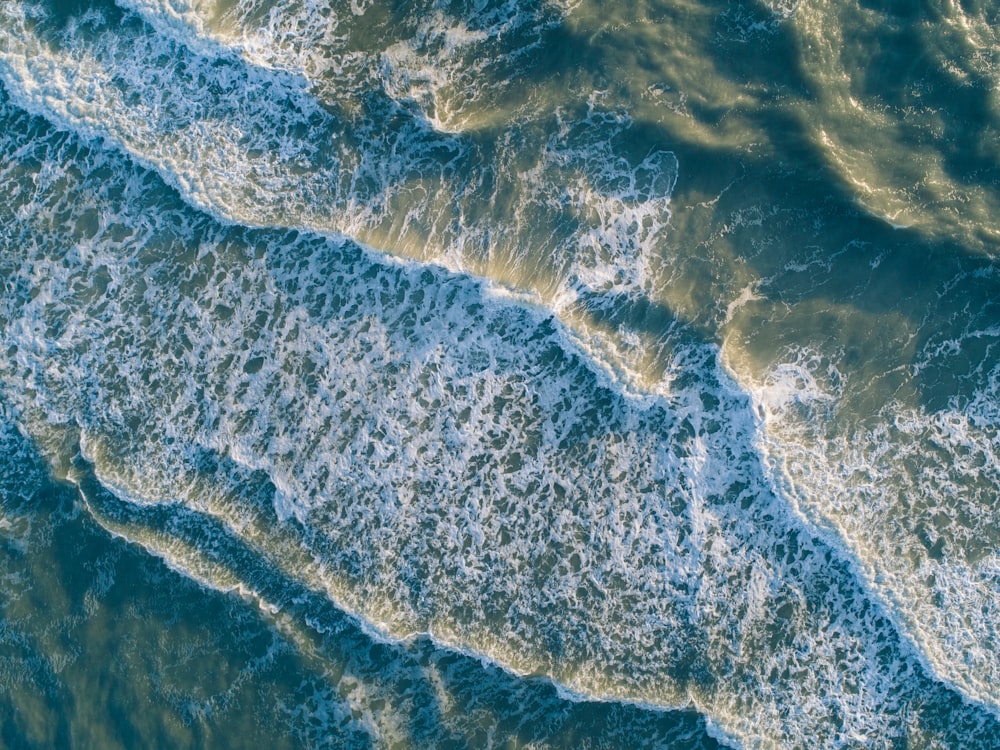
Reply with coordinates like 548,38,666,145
0,0,999,747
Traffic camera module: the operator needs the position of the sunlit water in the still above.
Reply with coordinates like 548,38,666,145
1,1,999,747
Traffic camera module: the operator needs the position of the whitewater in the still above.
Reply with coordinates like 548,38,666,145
1,0,999,747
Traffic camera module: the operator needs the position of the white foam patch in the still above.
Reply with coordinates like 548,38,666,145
750,343,1000,716
114,0,219,54
0,2,340,230
0,92,994,747
0,0,678,346
763,0,800,20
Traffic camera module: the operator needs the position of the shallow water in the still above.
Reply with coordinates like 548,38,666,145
1,0,999,747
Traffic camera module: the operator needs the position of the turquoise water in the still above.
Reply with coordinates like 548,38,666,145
1,0,999,747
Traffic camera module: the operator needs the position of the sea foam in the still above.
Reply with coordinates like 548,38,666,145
0,79,996,746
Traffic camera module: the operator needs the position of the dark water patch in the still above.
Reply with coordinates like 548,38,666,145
1,471,343,748
23,0,125,44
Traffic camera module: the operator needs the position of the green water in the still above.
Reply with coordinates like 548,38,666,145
0,435,720,749
1,0,999,747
